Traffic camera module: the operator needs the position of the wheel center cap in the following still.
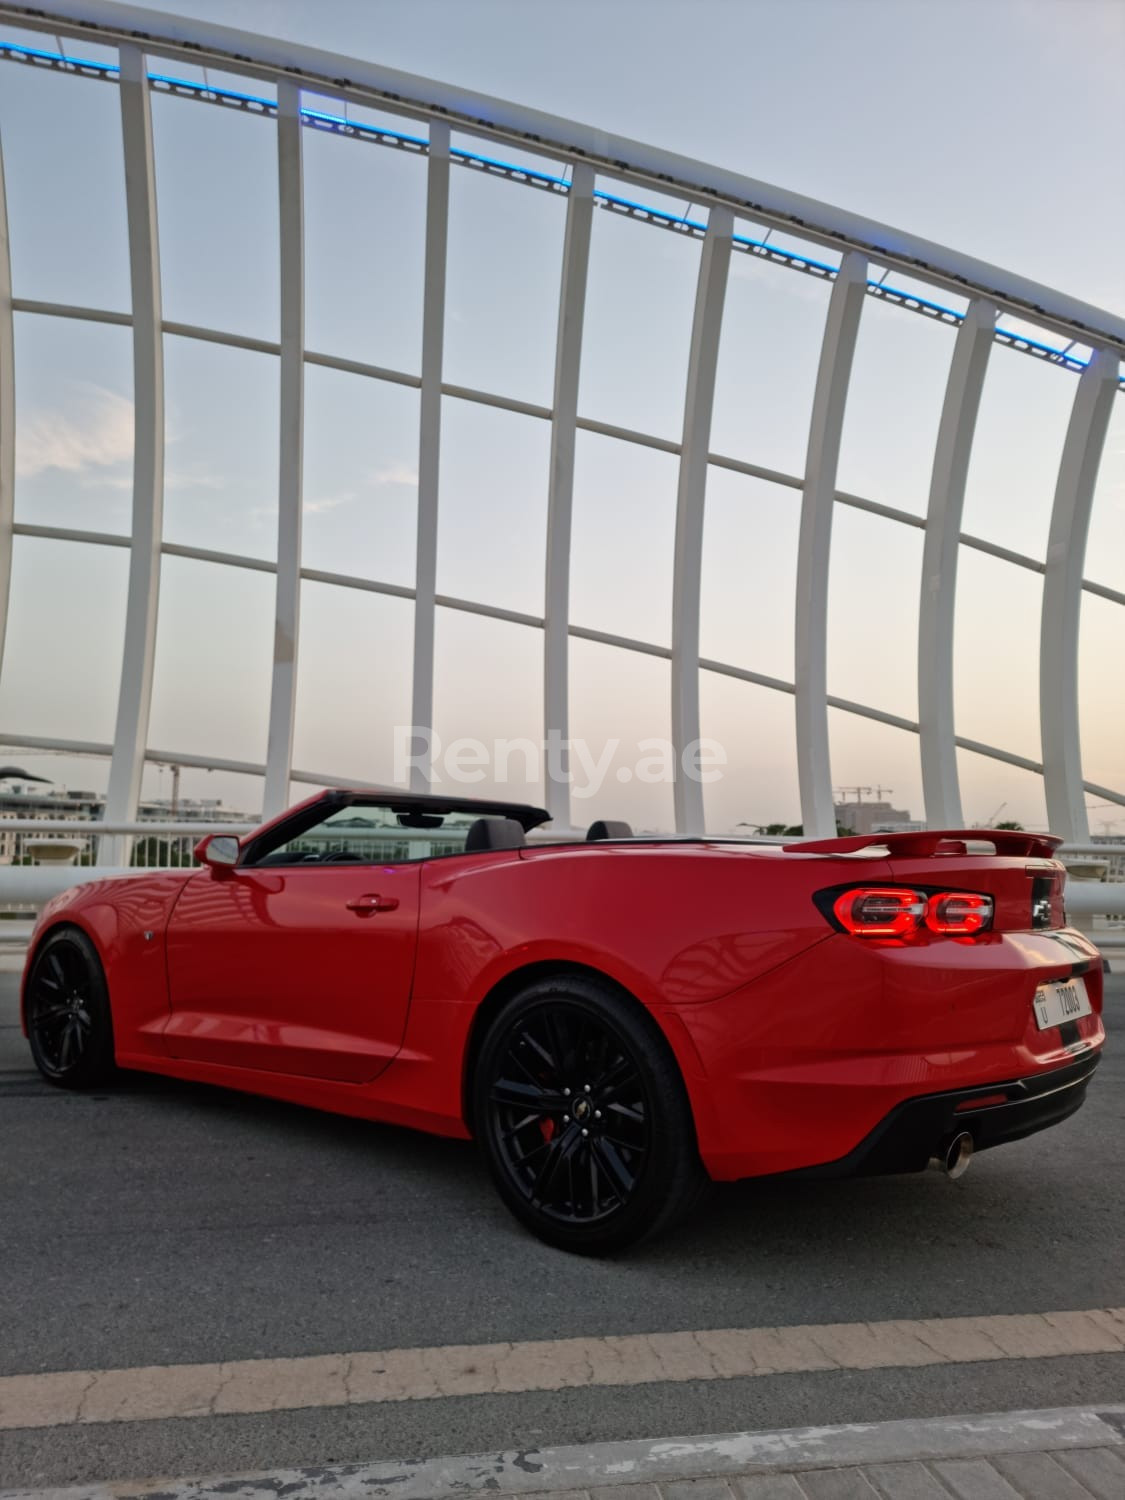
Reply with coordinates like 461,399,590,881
572,1096,592,1122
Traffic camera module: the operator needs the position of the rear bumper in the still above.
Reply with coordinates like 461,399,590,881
668,926,1106,1181
786,1048,1102,1179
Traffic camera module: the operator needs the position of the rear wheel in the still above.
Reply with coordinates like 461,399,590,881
473,974,708,1254
26,928,116,1089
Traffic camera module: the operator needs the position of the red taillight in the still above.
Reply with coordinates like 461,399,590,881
833,888,926,937
925,892,993,935
830,887,994,939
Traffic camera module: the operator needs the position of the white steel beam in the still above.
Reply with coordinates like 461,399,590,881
671,204,733,833
0,127,13,683
21,2,1125,355
409,120,449,791
794,251,866,838
262,80,305,819
1039,347,1120,842
542,162,594,828
103,44,164,844
918,298,995,827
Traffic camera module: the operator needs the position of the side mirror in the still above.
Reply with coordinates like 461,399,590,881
194,833,241,871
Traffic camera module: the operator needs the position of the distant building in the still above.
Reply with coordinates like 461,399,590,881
1091,834,1125,883
0,785,254,865
834,799,918,836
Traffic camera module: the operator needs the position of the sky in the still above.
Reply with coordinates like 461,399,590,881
0,0,1122,832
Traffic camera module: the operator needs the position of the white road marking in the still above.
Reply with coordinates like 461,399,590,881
1,1307,1122,1431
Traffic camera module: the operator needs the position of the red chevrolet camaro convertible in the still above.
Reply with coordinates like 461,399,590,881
22,790,1104,1252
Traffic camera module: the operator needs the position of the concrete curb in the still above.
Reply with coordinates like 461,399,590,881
2,1405,1123,1500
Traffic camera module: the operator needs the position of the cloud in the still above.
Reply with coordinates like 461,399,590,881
167,469,226,492
79,467,227,495
79,473,134,492
371,462,418,488
17,383,134,479
80,468,228,494
303,490,355,514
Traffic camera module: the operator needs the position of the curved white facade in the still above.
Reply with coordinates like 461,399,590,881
0,1,1122,837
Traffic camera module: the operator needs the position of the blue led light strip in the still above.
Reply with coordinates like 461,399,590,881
0,38,117,76
1,38,1120,385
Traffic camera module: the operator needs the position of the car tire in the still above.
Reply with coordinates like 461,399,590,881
25,927,117,1090
473,973,709,1254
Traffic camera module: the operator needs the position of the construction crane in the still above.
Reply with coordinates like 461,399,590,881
1086,802,1123,837
833,785,894,805
155,762,182,818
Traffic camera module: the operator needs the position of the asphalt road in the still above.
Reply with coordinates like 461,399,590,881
1,969,1122,1489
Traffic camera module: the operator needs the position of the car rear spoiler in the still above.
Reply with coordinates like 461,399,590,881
782,829,1063,859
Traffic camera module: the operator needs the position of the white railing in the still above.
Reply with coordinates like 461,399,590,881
0,818,256,873
1,824,1122,937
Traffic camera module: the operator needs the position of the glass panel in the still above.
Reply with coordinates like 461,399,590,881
827,711,924,834
568,638,673,833
827,506,923,718
432,610,545,805
292,582,413,785
436,398,550,617
0,21,117,63
13,312,134,534
570,430,678,646
148,555,275,764
700,466,799,681
162,335,279,560
1078,593,1123,800
250,802,483,865
699,671,799,833
711,248,832,477
303,109,426,374
0,536,128,743
0,65,130,310
147,60,274,97
837,294,956,517
302,365,418,587
1084,394,1125,593
868,269,967,317
578,195,700,440
954,548,1042,757
444,147,566,406
151,87,279,339
955,749,1048,834
961,346,1075,561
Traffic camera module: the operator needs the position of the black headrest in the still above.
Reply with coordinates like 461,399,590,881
465,817,527,852
586,820,633,841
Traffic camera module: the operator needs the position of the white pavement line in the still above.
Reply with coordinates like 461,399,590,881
1,1308,1124,1433
1,1405,1123,1500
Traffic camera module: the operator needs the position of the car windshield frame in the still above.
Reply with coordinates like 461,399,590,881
237,791,552,869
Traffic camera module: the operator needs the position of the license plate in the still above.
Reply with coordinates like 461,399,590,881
1033,976,1092,1030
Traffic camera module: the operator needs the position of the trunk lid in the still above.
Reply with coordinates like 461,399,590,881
783,829,1067,934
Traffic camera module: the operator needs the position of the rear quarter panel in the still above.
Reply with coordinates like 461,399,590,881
412,844,842,1010
367,842,850,1136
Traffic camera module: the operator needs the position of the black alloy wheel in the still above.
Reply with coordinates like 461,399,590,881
26,928,117,1089
474,974,707,1253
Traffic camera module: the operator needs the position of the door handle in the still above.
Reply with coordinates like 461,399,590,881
346,894,399,915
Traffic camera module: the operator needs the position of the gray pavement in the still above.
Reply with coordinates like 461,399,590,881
3,1407,1125,1500
1,971,1122,1491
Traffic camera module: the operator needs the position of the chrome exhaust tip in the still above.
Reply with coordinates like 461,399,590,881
930,1131,974,1180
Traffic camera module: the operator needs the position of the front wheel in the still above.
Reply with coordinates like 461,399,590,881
473,974,708,1254
25,928,117,1089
